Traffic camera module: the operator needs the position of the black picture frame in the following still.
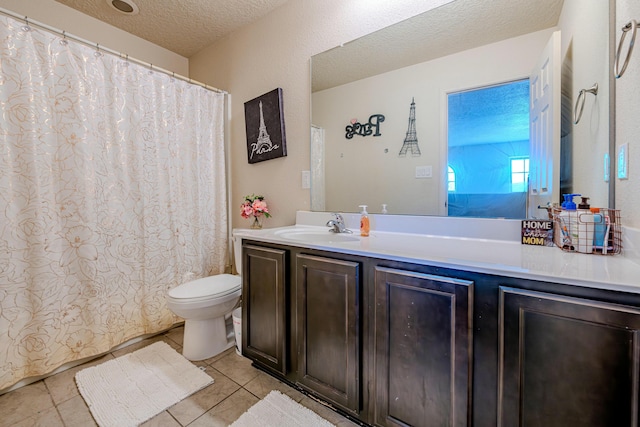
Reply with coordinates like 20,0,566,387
244,88,287,164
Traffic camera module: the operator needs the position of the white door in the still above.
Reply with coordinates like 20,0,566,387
528,31,561,218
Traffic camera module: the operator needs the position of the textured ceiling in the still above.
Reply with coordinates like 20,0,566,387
312,0,564,92
448,80,530,146
54,0,289,57
54,0,564,89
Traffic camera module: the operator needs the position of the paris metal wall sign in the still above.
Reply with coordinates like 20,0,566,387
399,98,421,157
342,98,421,157
345,114,385,139
244,88,287,164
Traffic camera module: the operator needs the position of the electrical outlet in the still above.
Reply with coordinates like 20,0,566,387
301,170,311,188
415,165,432,179
617,143,629,180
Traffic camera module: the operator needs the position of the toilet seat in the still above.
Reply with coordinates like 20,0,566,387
168,274,241,302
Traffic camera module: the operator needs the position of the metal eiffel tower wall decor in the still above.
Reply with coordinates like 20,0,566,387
399,97,421,157
244,88,287,164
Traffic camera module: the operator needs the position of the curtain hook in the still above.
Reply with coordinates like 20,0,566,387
94,43,103,58
21,16,31,32
148,63,153,74
59,30,68,46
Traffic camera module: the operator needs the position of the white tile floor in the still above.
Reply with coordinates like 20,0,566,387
0,326,358,427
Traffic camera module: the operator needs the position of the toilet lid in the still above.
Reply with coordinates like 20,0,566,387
168,274,241,299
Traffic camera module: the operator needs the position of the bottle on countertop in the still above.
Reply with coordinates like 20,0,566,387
559,194,580,250
591,207,607,249
359,205,370,237
381,204,388,214
576,197,594,253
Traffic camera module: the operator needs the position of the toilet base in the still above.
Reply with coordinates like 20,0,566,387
182,315,235,361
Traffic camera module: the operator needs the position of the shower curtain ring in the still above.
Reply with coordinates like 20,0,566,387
60,30,68,45
21,16,31,32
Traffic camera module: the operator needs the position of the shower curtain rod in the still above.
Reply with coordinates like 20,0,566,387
0,7,227,95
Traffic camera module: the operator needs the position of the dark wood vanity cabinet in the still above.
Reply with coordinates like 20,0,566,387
373,267,473,427
241,240,640,427
498,286,640,427
241,244,288,375
295,254,361,414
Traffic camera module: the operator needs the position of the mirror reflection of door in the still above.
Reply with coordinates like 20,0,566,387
447,79,530,219
528,31,561,218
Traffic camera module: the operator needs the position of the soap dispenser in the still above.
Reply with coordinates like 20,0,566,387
578,197,590,210
359,205,370,237
576,197,594,253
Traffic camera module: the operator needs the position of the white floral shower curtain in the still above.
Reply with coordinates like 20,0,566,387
0,15,228,390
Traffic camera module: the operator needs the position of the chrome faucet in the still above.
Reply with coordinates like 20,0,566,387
326,213,352,233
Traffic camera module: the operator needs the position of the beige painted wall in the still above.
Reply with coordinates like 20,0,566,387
312,29,553,216
191,0,630,229
189,0,454,228
0,0,188,75
3,0,635,230
558,0,610,209
616,0,640,229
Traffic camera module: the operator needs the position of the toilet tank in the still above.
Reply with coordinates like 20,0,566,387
232,233,243,275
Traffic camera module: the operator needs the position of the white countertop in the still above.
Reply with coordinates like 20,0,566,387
234,212,640,295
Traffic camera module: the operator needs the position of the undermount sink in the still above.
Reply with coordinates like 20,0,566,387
274,229,359,243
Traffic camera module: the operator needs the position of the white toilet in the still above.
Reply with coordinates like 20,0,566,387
166,234,243,361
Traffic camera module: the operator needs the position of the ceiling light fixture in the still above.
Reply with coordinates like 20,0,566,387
106,0,139,15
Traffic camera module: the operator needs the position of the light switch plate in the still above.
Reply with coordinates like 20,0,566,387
301,170,311,188
415,165,432,178
617,143,629,180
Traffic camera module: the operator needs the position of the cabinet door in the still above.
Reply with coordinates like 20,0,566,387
499,287,640,427
296,254,361,414
374,267,473,427
242,244,287,375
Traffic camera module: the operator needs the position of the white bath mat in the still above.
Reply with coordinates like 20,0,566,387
230,390,335,427
75,341,213,427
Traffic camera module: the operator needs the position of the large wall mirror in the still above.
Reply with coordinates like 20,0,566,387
310,0,615,218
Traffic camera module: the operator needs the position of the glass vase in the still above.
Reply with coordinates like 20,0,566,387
250,216,262,229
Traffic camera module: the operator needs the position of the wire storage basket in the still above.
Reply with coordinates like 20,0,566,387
551,208,622,255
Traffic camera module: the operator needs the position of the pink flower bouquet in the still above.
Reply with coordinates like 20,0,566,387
241,194,271,228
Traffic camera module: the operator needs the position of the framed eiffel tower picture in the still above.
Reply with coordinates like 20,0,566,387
244,88,287,164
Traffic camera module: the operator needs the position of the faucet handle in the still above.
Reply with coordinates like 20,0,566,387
328,213,347,233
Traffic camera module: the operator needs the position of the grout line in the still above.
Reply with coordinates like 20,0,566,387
3,332,357,427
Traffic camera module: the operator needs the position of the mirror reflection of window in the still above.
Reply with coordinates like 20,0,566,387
447,165,456,192
510,157,530,193
447,79,530,219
